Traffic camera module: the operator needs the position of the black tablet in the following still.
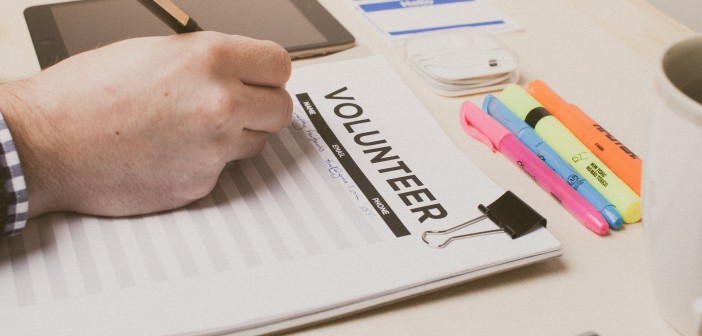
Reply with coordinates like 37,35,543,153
25,0,356,69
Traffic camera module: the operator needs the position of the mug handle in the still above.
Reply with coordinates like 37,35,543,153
695,298,702,335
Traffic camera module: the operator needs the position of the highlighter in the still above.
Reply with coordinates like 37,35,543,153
527,80,641,195
482,95,623,229
499,84,641,223
460,101,608,235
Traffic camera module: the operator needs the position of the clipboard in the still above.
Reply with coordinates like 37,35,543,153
0,56,560,335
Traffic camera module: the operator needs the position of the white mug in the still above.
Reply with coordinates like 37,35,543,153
644,33,702,336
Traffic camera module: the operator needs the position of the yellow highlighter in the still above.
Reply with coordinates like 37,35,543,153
527,80,641,195
499,84,641,223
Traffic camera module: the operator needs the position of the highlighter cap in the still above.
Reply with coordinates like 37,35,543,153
499,84,543,120
482,95,532,136
526,80,568,110
601,205,624,229
460,101,510,152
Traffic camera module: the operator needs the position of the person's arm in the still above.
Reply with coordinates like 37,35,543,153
0,31,292,236
0,110,28,236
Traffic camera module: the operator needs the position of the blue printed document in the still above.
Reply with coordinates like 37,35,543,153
348,0,522,41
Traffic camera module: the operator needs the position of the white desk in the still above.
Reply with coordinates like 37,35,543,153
0,0,693,335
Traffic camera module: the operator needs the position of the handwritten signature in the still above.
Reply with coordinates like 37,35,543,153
291,111,309,130
306,130,326,153
359,205,375,217
325,159,363,201
326,159,349,181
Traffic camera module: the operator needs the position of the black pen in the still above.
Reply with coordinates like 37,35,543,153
137,0,204,33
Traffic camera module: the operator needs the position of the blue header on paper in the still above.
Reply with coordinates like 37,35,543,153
388,20,504,35
360,0,473,12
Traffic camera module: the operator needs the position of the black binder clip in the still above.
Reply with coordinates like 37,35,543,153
422,191,547,248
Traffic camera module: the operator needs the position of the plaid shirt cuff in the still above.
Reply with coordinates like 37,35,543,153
0,113,28,237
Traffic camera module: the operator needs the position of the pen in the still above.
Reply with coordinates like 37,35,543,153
137,0,204,34
460,101,609,235
483,95,623,229
499,84,641,223
527,80,642,195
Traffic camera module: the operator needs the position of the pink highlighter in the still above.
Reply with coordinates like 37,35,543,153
460,101,608,235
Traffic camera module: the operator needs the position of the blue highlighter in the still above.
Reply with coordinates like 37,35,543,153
483,95,623,229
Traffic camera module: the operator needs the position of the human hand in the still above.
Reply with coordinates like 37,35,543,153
0,32,292,218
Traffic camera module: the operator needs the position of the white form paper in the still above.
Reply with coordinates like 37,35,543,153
0,56,559,335
347,0,522,42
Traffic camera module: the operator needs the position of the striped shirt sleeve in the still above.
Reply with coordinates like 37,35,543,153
0,112,28,237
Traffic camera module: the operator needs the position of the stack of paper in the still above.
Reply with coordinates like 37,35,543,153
0,56,559,335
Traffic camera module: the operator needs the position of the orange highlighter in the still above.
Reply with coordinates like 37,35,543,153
527,80,641,195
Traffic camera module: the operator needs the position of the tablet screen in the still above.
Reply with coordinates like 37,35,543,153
25,0,355,68
51,0,327,56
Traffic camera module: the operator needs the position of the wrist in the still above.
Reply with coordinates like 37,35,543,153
0,80,62,219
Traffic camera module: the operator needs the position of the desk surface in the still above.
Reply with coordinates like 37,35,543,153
0,0,693,335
